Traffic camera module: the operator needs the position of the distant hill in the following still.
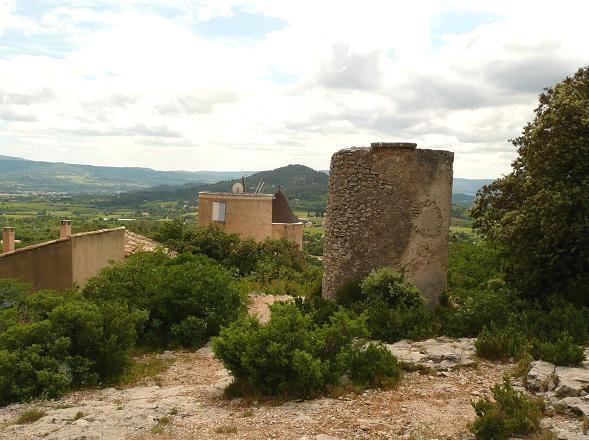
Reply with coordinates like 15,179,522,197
0,155,253,193
452,193,476,205
0,155,493,209
452,178,494,196
99,164,330,211
98,163,490,211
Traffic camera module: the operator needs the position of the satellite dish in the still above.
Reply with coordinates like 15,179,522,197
232,182,244,194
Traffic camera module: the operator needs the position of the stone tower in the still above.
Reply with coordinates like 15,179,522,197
322,142,454,305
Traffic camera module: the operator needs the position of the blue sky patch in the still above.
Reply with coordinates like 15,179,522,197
193,6,287,41
431,10,501,48
264,66,300,85
0,30,78,58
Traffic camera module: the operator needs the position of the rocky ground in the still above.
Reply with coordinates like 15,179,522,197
0,295,587,440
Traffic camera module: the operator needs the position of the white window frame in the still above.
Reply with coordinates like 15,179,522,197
212,201,226,222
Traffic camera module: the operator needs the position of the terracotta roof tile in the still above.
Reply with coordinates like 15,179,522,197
124,230,175,257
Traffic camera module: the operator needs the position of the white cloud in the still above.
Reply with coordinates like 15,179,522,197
0,0,588,177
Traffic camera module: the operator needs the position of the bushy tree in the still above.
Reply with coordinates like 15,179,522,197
470,378,543,440
439,241,521,337
82,253,244,348
472,67,589,304
333,268,435,343
360,268,423,309
0,279,30,304
0,288,145,405
213,302,400,397
82,252,168,309
156,220,309,280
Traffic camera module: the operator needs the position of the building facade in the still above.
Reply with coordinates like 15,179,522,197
0,226,126,291
198,190,303,248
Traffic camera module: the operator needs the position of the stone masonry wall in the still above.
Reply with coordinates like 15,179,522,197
322,143,454,305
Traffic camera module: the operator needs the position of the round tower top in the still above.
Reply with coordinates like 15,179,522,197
371,142,417,149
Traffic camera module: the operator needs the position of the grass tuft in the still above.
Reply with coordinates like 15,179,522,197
73,411,85,421
15,408,46,425
118,353,174,387
215,424,238,434
150,416,172,434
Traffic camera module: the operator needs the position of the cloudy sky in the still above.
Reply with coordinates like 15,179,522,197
0,0,587,178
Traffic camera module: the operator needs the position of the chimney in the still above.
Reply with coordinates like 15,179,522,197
60,220,72,239
2,227,15,253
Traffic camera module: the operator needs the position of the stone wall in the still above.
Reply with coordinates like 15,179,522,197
322,143,453,305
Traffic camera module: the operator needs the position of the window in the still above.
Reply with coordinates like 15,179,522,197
212,201,226,222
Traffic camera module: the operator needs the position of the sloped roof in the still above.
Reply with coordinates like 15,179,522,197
124,230,175,257
272,190,298,223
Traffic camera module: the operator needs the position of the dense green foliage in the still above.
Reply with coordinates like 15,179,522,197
156,219,320,297
442,238,589,366
213,302,400,397
0,280,145,405
439,241,519,337
82,252,244,348
472,67,589,305
470,378,543,440
333,268,435,343
303,230,324,256
157,219,307,276
474,300,589,366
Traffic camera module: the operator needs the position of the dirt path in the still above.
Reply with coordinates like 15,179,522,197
138,351,510,440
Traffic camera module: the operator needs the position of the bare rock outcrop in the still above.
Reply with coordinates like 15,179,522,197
386,337,477,371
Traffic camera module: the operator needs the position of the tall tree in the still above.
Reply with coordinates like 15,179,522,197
472,67,589,304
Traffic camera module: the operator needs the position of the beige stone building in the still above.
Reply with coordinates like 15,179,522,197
198,190,303,248
322,142,454,305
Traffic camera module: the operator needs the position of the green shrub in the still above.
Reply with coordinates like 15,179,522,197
474,325,528,361
523,299,589,345
82,252,168,308
439,240,519,337
470,378,543,440
0,290,145,406
345,342,401,388
227,239,259,276
364,297,436,342
83,253,244,348
169,316,208,348
0,279,30,304
335,276,364,307
335,269,435,343
145,255,244,345
253,238,307,283
531,333,585,366
161,221,240,262
360,268,423,309
474,301,588,366
158,220,310,283
447,241,503,292
212,302,400,398
440,285,520,337
294,294,338,326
